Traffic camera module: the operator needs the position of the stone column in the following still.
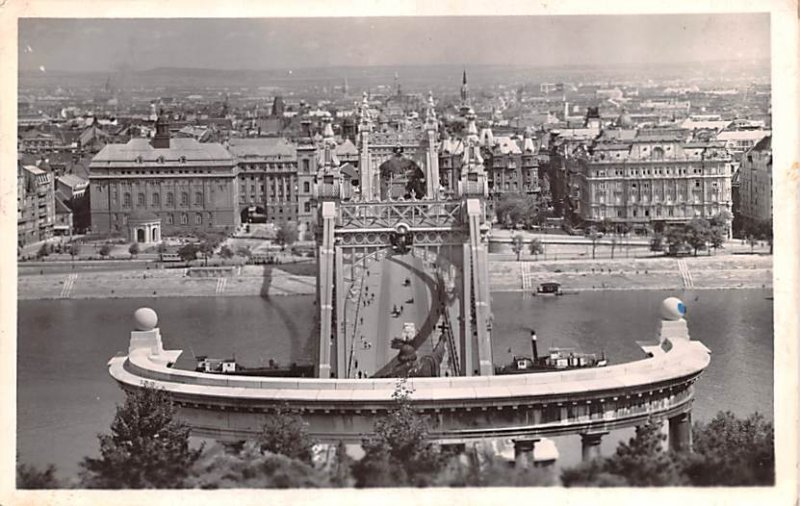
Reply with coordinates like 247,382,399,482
513,438,539,469
669,411,692,452
580,431,607,461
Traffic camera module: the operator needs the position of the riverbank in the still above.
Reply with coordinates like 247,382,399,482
17,253,772,300
17,265,317,300
489,254,773,292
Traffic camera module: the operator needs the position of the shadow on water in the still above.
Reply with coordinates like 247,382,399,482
258,264,273,299
258,262,318,365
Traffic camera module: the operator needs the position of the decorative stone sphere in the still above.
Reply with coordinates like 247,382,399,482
660,297,687,321
133,307,158,331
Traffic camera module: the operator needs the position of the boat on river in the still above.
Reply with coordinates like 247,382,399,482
195,356,315,377
495,330,608,375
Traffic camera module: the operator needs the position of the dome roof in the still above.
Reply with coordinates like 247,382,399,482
128,210,160,223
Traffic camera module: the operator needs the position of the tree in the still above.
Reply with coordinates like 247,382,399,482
98,243,111,258
495,193,538,228
665,226,688,256
157,242,168,254
275,221,299,251
353,380,444,487
257,405,316,464
685,218,711,256
68,243,80,263
177,243,199,263
219,245,234,260
199,241,215,266
685,411,774,486
236,245,253,260
587,226,601,260
511,234,524,261
129,242,140,259
562,420,687,487
17,460,61,489
188,442,328,489
650,232,664,253
529,238,544,261
561,411,775,487
79,384,202,488
37,243,50,259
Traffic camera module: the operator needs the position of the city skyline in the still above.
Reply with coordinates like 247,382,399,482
19,14,770,73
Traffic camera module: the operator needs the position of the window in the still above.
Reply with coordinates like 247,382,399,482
152,193,160,206
181,213,188,225
137,193,145,207
304,201,311,212
181,192,188,206
166,214,174,225
195,192,202,206
303,181,310,193
123,193,131,208
195,213,202,225
166,192,174,207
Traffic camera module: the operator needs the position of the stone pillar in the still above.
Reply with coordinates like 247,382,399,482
669,411,692,452
580,431,607,461
514,438,538,469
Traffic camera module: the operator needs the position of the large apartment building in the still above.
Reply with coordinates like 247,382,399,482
571,129,734,233
228,137,299,224
737,135,772,228
18,162,55,246
89,114,239,235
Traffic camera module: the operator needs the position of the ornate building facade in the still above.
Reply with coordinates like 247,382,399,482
571,129,734,232
228,137,299,224
89,114,238,235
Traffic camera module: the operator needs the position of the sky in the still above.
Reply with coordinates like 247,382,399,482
18,14,770,73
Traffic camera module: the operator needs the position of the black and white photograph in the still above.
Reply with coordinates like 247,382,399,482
1,1,797,503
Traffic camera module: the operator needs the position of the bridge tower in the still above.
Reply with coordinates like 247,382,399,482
314,93,494,378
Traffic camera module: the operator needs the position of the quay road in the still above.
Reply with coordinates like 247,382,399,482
348,253,434,379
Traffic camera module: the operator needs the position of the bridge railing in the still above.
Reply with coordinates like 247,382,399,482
337,200,463,230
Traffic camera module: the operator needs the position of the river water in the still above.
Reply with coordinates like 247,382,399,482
17,289,773,481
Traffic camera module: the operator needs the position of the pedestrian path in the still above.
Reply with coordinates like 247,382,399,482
215,277,227,294
677,259,694,288
60,273,77,298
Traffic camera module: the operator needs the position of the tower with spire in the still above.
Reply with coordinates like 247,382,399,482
459,69,472,117
424,91,440,198
357,93,374,201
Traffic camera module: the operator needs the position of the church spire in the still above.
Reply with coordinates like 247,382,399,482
460,69,469,104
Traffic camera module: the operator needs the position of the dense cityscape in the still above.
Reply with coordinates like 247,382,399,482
14,15,778,493
18,60,772,255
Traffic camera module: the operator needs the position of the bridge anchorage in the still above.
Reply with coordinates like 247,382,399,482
108,94,711,460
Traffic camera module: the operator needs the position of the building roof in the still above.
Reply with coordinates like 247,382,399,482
751,135,771,152
92,137,234,165
227,137,297,160
129,210,160,223
335,138,358,156
716,129,771,141
57,173,89,188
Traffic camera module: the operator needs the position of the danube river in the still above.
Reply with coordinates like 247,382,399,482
17,289,773,481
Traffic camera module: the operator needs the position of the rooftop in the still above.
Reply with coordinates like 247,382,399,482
227,137,297,160
92,137,234,165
